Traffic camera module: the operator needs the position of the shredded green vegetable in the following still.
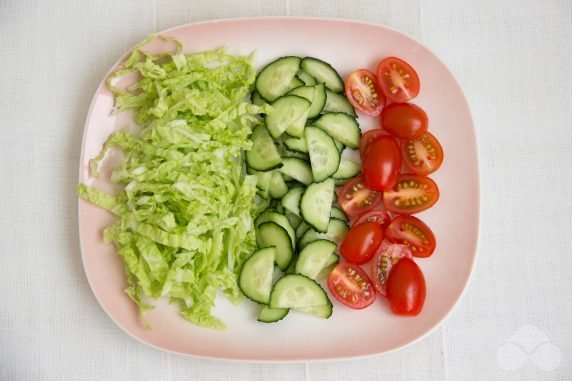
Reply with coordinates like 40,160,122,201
78,35,271,329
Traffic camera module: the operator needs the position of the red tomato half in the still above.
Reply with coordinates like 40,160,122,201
385,215,436,258
338,177,382,217
383,174,439,214
380,102,428,140
340,221,384,265
376,57,420,103
359,129,387,159
371,240,413,295
401,132,444,175
352,209,392,231
327,262,377,309
345,69,386,116
386,257,426,316
362,136,401,192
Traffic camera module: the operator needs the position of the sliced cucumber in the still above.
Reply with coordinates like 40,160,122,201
246,124,282,171
255,210,296,250
334,139,345,153
296,69,317,86
300,179,335,233
257,304,289,323
284,136,309,153
299,218,349,249
295,239,337,280
256,222,293,271
286,83,326,119
305,126,341,182
256,56,301,102
281,186,304,216
296,221,311,240
314,113,361,149
279,157,314,185
252,170,273,192
269,171,288,199
300,57,344,93
332,157,361,180
330,206,349,222
323,89,356,117
285,210,302,229
251,91,268,107
238,247,276,304
269,274,330,309
265,95,311,139
296,303,333,318
288,76,304,90
315,253,340,280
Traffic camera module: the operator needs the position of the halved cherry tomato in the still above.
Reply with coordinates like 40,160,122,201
401,132,444,175
359,129,387,159
327,262,377,309
345,69,386,117
338,176,382,217
386,257,426,316
371,240,413,295
383,174,439,214
362,136,401,192
380,102,428,140
352,209,392,231
376,57,420,103
340,221,384,265
385,215,436,258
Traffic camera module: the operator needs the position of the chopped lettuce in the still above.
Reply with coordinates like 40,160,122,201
78,35,271,329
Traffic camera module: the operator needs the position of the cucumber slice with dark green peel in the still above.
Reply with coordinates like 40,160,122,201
255,210,296,250
296,70,317,86
334,139,345,153
300,179,335,233
295,239,337,280
269,171,288,199
314,113,361,149
315,254,340,280
330,206,349,222
288,76,304,90
251,91,268,107
284,136,309,153
295,303,333,318
323,89,357,117
238,247,276,304
305,126,341,182
286,83,327,119
265,95,311,139
246,124,282,171
296,221,311,240
300,57,344,93
279,157,314,185
269,274,330,309
251,170,273,192
281,186,304,216
332,157,361,180
256,222,293,271
285,210,302,229
256,56,301,102
257,304,289,323
299,218,349,249
285,255,298,274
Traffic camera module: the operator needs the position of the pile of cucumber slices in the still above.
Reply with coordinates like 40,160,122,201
239,56,362,323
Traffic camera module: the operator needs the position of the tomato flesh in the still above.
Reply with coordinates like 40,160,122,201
340,221,384,265
376,57,420,103
352,209,392,231
345,69,386,116
386,257,426,316
338,177,382,217
359,129,387,159
371,240,413,295
383,174,439,214
380,102,428,140
385,215,436,258
401,132,444,175
327,262,377,309
362,136,401,192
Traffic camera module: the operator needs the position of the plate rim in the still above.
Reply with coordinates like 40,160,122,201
77,16,481,362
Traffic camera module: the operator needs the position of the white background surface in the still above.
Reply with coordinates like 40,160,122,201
1,0,571,380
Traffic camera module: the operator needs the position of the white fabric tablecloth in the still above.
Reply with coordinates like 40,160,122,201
1,0,571,380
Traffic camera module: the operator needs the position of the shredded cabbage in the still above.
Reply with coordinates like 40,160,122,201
78,35,271,329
